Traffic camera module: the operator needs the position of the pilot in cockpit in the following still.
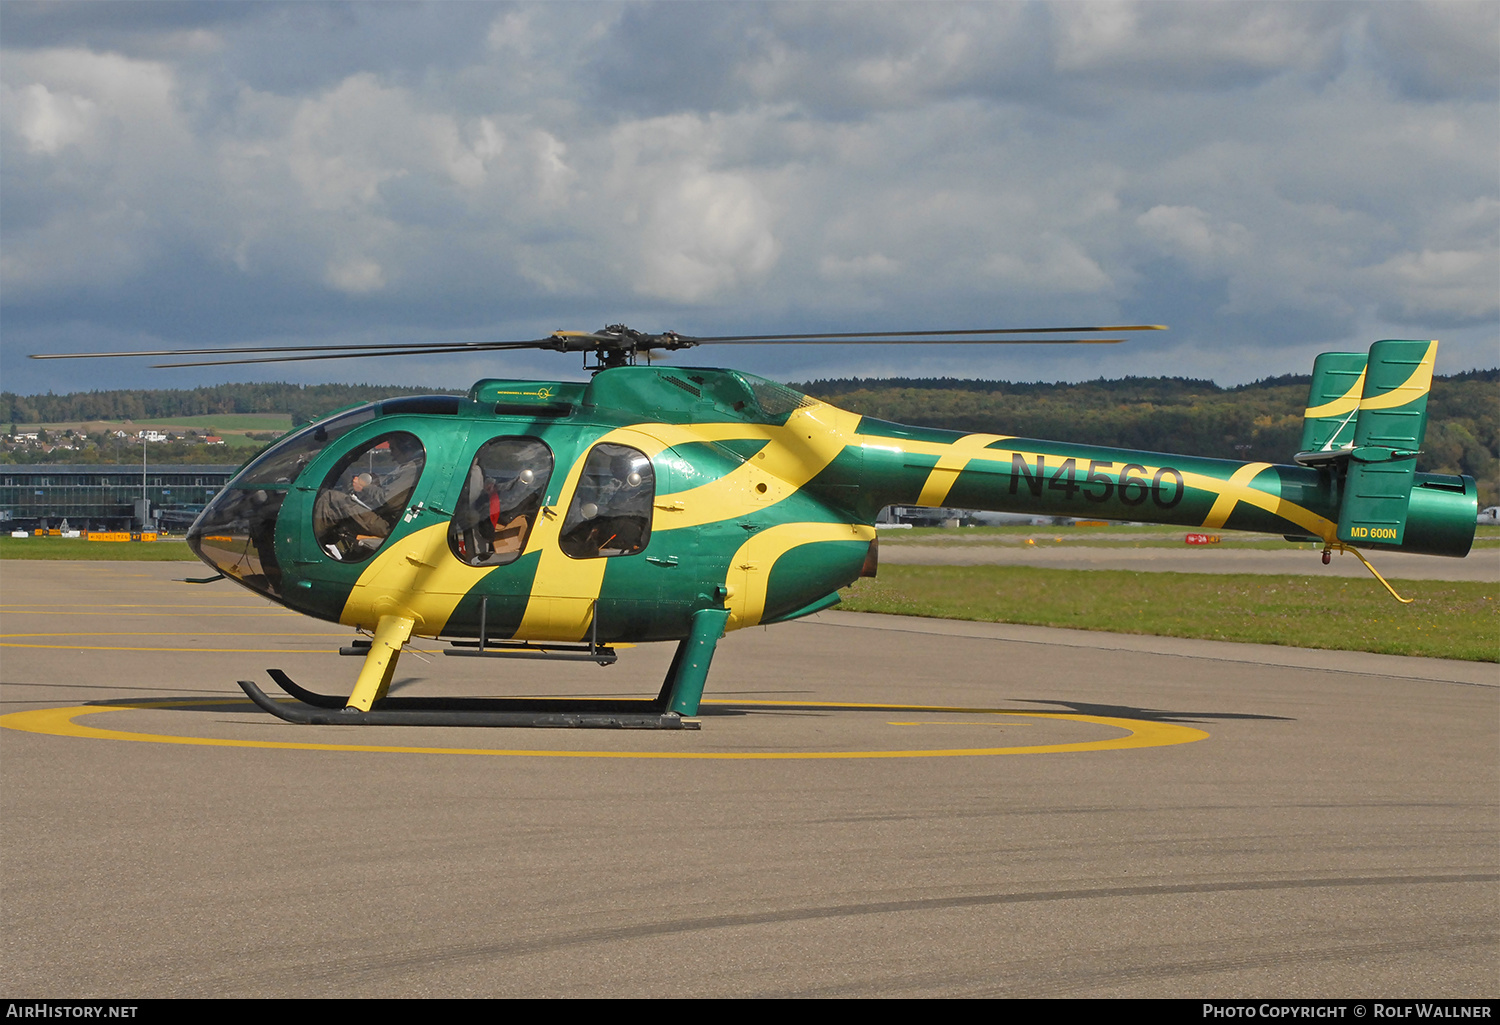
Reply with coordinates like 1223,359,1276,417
314,471,390,559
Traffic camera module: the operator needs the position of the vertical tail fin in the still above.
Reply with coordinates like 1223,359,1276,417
1335,339,1438,547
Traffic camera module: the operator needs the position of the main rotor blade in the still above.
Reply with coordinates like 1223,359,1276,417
152,335,1134,366
151,341,550,368
682,325,1165,343
33,323,1165,366
690,337,1129,345
31,339,553,360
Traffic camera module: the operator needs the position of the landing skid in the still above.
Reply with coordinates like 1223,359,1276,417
235,607,730,730
239,671,697,729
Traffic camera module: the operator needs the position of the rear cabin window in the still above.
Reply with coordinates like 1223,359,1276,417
560,443,655,559
448,437,554,567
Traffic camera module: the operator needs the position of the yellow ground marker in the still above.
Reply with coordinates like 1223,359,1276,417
1,700,1208,760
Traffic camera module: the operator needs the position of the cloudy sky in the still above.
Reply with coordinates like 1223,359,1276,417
3,1,1496,395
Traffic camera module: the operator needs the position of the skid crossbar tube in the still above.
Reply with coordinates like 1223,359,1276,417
337,638,614,662
444,596,617,662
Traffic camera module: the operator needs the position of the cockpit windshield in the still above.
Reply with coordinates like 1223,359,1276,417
232,404,378,488
731,373,815,423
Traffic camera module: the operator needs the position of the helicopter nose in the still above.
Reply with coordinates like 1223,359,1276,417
187,487,289,599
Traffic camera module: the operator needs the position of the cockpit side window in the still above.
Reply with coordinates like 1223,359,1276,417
448,437,554,567
312,432,425,563
560,443,654,559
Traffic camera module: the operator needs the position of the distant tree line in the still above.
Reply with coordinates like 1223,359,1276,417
0,382,461,429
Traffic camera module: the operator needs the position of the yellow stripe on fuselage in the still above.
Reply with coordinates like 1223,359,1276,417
724,521,876,631
648,402,866,529
339,522,494,633
915,433,1012,507
514,426,661,641
1200,462,1273,531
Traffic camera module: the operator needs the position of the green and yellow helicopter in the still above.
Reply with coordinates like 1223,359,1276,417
35,326,1478,729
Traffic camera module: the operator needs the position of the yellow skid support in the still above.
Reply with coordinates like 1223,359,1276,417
346,615,415,711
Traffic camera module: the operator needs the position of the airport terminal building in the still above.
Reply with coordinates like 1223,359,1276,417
0,464,237,532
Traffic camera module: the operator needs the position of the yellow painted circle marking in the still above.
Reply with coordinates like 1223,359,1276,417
0,699,1208,759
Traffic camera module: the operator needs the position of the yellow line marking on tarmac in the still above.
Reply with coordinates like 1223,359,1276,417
0,700,1208,759
887,720,1033,726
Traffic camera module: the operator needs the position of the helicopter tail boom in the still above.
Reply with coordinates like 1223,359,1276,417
848,429,1473,558
842,340,1472,559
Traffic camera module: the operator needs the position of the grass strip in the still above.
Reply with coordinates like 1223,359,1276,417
840,565,1498,662
1,536,197,561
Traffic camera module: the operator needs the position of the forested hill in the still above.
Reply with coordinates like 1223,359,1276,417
0,382,463,428
793,370,1498,505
